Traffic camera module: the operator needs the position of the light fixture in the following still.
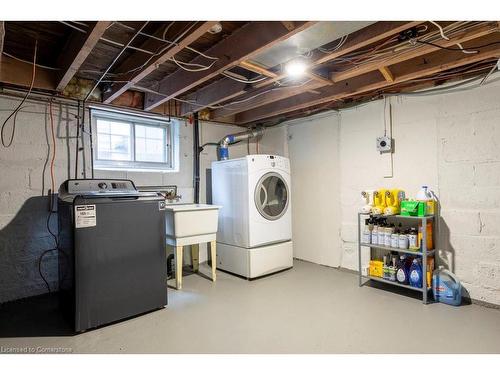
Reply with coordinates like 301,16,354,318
208,23,222,34
285,59,307,78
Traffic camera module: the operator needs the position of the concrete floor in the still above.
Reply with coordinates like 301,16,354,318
1,259,500,353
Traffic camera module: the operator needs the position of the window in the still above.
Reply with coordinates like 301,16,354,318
91,109,178,172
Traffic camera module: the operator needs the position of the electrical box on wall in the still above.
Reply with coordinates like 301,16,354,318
376,135,392,153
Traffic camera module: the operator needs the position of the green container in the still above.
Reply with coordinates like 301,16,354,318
400,200,426,217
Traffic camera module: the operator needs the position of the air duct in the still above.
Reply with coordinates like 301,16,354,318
218,127,264,160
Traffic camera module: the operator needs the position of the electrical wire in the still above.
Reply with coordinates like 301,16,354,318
38,98,59,294
480,58,500,85
2,52,60,70
319,35,348,53
170,55,217,71
414,39,500,53
49,99,56,201
1,40,37,148
428,21,482,54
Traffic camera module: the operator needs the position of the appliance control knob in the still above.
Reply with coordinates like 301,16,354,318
98,182,107,189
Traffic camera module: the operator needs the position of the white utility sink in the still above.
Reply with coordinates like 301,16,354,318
164,204,221,246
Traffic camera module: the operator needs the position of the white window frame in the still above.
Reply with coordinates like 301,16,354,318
91,108,179,172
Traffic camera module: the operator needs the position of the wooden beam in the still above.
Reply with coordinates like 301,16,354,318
56,21,111,92
379,66,394,82
212,21,496,121
281,21,296,32
184,21,421,117
179,78,248,116
315,21,423,65
305,72,333,85
0,56,56,90
234,36,500,124
239,60,278,78
331,21,498,82
103,21,217,104
0,22,5,64
210,80,325,120
143,21,316,111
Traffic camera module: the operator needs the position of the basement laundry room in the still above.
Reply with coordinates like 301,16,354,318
1,2,500,370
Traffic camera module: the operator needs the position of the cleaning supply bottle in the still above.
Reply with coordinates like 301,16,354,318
378,223,386,245
371,223,378,245
408,227,419,250
372,189,387,215
418,222,434,250
398,230,409,249
432,268,462,306
360,190,375,214
362,220,371,244
396,255,409,284
385,224,394,247
391,227,399,248
382,255,388,279
416,185,436,215
384,189,405,215
409,258,423,288
389,256,397,282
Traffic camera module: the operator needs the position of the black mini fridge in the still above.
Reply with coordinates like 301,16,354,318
58,179,167,332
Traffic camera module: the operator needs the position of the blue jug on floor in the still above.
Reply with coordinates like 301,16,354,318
432,269,462,306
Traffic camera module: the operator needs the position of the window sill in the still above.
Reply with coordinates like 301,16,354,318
93,166,179,173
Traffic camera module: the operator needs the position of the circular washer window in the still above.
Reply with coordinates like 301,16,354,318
254,172,289,220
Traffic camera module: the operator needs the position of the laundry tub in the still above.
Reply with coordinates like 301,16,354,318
165,204,221,246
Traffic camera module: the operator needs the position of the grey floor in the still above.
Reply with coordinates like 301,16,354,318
1,259,500,353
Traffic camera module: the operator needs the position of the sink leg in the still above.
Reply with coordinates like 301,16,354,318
191,244,199,273
210,240,217,282
175,245,183,290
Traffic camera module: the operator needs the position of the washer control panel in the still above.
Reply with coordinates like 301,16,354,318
66,179,137,194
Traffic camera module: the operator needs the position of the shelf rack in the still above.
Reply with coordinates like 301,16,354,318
357,212,436,304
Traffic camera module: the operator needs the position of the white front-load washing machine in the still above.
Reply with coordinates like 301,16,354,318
212,155,292,279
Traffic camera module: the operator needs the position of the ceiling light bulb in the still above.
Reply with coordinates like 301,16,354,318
208,23,222,34
285,60,307,78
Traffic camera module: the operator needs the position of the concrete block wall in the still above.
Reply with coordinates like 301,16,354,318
282,79,500,305
0,93,280,303
0,97,91,302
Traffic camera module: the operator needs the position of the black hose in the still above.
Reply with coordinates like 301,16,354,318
193,112,200,204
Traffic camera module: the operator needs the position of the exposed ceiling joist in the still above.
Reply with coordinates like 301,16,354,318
143,21,317,111
330,21,499,82
314,21,424,65
0,56,56,90
0,22,5,63
210,80,325,120
211,21,497,122
208,21,423,121
239,60,278,78
103,21,218,104
234,35,500,124
56,21,111,92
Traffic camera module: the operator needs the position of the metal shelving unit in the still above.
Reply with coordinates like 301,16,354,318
357,212,436,304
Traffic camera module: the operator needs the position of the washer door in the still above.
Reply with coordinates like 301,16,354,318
254,172,289,221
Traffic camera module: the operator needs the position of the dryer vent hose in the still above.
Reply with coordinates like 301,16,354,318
218,127,264,160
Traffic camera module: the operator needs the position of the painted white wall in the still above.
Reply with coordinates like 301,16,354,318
282,78,500,305
287,112,342,267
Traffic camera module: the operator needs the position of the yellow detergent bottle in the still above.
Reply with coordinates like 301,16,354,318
384,189,405,215
372,189,387,215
